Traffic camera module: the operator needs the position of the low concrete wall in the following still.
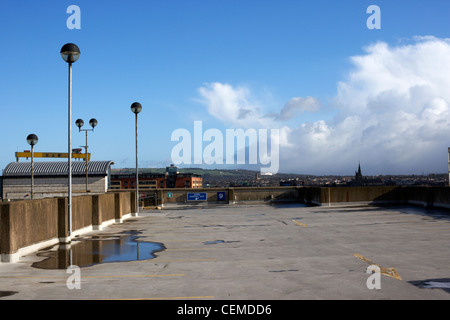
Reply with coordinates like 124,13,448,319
2,186,449,263
317,186,401,206
152,187,303,207
0,191,136,263
147,186,450,209
400,186,450,209
0,198,59,261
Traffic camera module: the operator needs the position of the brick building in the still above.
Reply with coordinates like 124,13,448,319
110,165,202,190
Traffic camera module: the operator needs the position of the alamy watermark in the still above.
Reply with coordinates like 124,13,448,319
366,265,381,290
66,265,81,290
65,4,379,31
66,5,81,30
367,5,381,30
171,121,280,174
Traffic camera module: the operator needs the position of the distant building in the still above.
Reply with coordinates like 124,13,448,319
110,165,202,190
2,160,114,200
349,163,383,186
355,163,363,182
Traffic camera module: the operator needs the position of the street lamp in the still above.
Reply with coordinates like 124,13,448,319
61,43,80,238
26,134,38,200
76,118,98,192
130,102,142,215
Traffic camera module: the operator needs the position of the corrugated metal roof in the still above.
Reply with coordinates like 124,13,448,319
3,161,114,177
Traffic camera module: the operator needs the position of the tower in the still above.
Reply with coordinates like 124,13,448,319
355,162,363,182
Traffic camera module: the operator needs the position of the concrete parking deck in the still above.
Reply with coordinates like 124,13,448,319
1,203,450,300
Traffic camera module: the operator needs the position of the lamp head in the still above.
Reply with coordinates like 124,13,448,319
75,119,84,130
26,134,38,146
89,118,98,129
60,43,80,63
130,102,142,114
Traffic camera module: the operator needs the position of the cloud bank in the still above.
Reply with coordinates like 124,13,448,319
197,36,450,175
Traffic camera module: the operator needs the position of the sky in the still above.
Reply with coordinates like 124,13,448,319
1,0,450,175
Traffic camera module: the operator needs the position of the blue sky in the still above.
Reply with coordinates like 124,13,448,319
1,1,450,175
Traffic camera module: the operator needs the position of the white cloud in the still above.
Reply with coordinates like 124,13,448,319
197,37,450,174
278,96,322,120
197,82,269,128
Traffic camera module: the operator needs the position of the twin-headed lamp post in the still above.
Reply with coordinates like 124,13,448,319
75,118,98,192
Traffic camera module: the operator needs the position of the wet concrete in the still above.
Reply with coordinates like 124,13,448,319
2,204,450,300
31,230,165,269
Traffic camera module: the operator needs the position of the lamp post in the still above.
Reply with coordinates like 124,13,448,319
61,43,80,238
26,134,38,200
130,102,142,215
76,118,97,192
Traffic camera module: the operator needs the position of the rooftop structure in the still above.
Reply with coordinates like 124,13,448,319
2,161,114,200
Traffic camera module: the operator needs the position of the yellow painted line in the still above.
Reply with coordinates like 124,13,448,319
165,248,217,251
155,239,217,243
155,259,218,262
0,274,185,279
293,220,308,227
137,296,214,300
82,274,185,279
169,232,218,235
106,296,214,300
353,254,402,280
0,276,67,279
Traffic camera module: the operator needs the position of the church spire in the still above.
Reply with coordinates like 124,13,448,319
355,162,363,181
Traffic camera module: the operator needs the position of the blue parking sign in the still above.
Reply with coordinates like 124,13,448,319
217,192,226,201
187,192,207,201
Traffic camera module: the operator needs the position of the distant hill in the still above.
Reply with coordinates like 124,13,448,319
111,167,448,187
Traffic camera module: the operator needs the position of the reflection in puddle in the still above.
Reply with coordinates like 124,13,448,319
31,230,165,269
410,278,450,294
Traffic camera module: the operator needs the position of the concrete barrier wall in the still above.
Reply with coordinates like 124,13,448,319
0,191,135,262
319,186,401,205
430,187,450,209
112,192,135,222
93,193,116,227
0,198,59,258
2,186,449,263
148,186,450,209
73,195,93,233
400,186,450,209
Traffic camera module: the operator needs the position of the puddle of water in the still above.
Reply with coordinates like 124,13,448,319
410,278,450,294
31,230,165,270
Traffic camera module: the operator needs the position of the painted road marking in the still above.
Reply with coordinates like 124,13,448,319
155,259,217,262
165,248,217,251
136,296,214,300
106,296,214,300
0,274,185,279
353,254,402,280
293,220,308,227
155,239,218,242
